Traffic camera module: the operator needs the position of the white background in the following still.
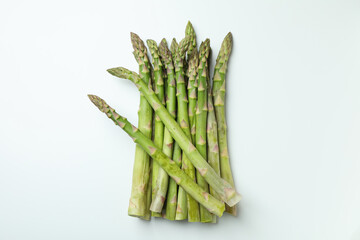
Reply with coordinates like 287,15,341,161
1,0,359,239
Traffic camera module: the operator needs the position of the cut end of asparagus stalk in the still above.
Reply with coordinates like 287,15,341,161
226,192,242,207
150,195,166,213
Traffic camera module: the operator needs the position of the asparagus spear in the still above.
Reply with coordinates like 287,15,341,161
184,21,198,219
169,38,188,220
158,39,182,220
212,32,237,216
207,67,222,224
107,67,242,207
173,37,200,222
88,95,225,217
187,50,199,144
127,33,153,218
146,39,167,215
195,39,213,222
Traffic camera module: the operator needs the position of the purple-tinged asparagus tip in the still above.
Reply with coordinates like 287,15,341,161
88,94,106,112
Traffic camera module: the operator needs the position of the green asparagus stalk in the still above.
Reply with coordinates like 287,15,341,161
127,33,153,218
170,38,188,220
88,95,225,217
187,50,199,143
158,39,182,220
184,21,198,219
107,67,242,207
173,37,200,222
207,74,221,223
146,39,167,215
171,38,187,220
195,39,213,222
212,32,237,216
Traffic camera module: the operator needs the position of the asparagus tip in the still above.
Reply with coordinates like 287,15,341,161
130,32,138,40
170,38,178,55
107,67,131,80
130,32,147,55
146,39,155,47
186,21,194,33
107,67,118,77
107,67,122,80
146,39,158,53
88,94,106,112
161,38,167,45
222,32,233,53
159,39,173,65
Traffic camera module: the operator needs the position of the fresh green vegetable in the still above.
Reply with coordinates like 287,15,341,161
212,32,237,216
195,39,213,222
146,39,167,215
127,33,153,218
207,74,221,223
158,39,181,220
107,67,242,207
88,95,225,217
170,38,188,220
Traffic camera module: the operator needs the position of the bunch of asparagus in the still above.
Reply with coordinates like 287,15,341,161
88,21,240,223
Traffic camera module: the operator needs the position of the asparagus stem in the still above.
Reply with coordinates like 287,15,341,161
170,38,188,220
205,41,219,223
140,162,152,220
158,39,182,220
212,32,237,216
171,38,187,220
107,67,242,207
127,33,153,218
207,73,221,224
195,39,213,222
187,50,199,144
88,95,225,217
173,37,200,222
182,48,198,220
146,39,168,215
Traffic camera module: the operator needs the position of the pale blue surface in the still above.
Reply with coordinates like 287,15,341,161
0,0,359,239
